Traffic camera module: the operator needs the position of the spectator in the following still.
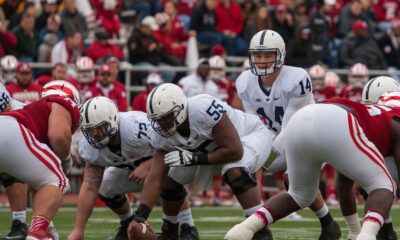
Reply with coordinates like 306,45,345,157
86,28,123,64
271,4,294,44
377,18,400,69
0,0,25,20
241,0,257,27
336,0,373,38
61,0,88,39
91,0,122,38
309,0,342,40
132,72,163,112
243,5,272,45
373,0,400,31
163,1,193,42
154,12,188,63
105,56,125,90
128,16,179,83
51,30,82,64
35,0,59,32
190,0,226,53
293,2,309,32
215,0,246,56
7,2,37,32
0,22,17,58
178,58,219,97
12,13,39,62
38,13,63,44
163,0,200,32
128,0,163,21
6,62,41,103
286,26,327,67
338,20,387,69
36,62,68,87
84,64,128,111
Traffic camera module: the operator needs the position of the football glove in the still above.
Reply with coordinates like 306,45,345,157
61,155,73,175
164,147,208,167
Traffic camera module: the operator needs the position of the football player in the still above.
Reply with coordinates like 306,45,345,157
340,63,369,102
235,29,340,239
131,83,274,239
68,96,153,240
226,97,400,240
335,76,400,240
0,55,18,84
0,80,80,239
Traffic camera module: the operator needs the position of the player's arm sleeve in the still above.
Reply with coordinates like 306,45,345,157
236,74,257,115
391,118,400,184
272,94,312,155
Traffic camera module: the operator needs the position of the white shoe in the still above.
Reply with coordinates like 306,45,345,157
225,224,255,240
285,212,303,220
355,233,376,240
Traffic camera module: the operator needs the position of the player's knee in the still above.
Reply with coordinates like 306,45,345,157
98,193,127,209
0,173,22,188
288,191,314,208
160,182,187,201
224,167,257,195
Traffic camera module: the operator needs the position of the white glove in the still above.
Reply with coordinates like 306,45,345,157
61,155,73,175
164,147,195,167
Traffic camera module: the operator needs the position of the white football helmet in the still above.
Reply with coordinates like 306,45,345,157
248,30,285,76
76,56,94,84
41,80,81,105
146,83,188,137
324,71,340,88
378,91,400,107
80,96,120,149
309,64,327,90
209,55,226,81
0,82,11,112
0,55,18,82
349,63,369,88
362,76,400,104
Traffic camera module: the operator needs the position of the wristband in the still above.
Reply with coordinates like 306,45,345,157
135,203,151,220
194,153,209,165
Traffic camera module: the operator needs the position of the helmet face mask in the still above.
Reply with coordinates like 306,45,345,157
150,104,184,137
248,30,285,76
81,121,117,149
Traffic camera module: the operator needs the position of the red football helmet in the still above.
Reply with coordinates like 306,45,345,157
41,80,81,105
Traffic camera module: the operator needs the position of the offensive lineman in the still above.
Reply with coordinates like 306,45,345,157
131,83,274,239
235,29,340,239
68,97,154,240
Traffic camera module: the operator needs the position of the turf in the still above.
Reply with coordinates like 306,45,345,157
0,205,399,239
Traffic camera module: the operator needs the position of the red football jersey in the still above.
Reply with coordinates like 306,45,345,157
214,78,236,105
313,86,337,103
84,84,128,112
339,84,363,102
1,96,80,145
6,82,42,103
323,98,400,157
67,77,97,103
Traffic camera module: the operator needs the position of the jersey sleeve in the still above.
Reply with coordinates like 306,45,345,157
192,95,227,136
288,70,314,99
122,113,153,156
236,71,257,115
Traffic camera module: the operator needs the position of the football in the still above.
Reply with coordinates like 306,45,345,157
127,220,157,240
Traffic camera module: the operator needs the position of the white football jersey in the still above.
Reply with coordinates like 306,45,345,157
149,94,263,152
79,111,153,169
178,74,219,98
12,99,25,110
236,66,315,134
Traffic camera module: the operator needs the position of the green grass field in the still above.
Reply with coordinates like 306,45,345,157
0,205,399,239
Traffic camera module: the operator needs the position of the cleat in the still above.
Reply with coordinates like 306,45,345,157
157,219,179,240
285,212,303,220
251,227,273,240
25,229,53,240
1,220,28,240
377,224,398,240
179,223,199,240
319,221,341,240
113,215,134,240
